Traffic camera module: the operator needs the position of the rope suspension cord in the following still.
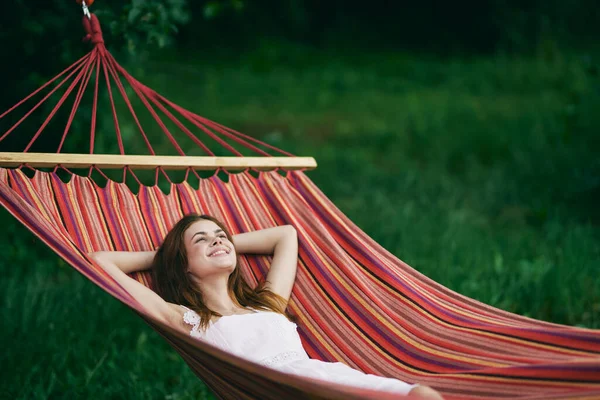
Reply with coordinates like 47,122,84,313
0,1,317,182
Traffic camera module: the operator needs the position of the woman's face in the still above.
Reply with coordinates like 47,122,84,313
183,219,237,279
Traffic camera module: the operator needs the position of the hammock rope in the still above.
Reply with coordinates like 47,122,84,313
0,8,599,400
0,12,298,171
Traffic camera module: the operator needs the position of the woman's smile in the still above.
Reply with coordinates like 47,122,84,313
208,247,231,257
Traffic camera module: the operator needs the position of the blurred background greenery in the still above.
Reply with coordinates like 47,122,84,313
0,1,599,399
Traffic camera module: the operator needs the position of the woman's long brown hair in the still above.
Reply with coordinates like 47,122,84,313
152,214,289,330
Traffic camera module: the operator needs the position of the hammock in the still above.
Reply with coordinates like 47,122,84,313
1,12,599,400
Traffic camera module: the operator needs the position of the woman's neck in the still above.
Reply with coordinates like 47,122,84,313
194,274,240,314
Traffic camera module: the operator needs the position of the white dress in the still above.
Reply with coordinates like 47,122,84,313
181,307,418,395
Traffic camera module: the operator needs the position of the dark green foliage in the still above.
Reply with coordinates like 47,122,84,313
0,0,191,154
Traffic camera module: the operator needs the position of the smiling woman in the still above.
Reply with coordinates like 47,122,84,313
150,214,297,330
89,213,443,399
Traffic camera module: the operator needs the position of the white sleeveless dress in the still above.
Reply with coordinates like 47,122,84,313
181,307,417,395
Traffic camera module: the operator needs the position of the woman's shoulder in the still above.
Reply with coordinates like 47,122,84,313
166,303,188,320
164,303,205,337
174,304,221,338
177,304,198,324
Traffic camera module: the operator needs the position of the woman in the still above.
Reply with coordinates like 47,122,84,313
91,214,443,399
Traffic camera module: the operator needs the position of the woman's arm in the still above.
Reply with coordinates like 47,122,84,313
233,225,298,302
89,251,156,274
89,251,181,325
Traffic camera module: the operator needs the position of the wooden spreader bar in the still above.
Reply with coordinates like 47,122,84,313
0,153,317,171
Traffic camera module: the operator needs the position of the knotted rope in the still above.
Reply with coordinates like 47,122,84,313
82,14,104,46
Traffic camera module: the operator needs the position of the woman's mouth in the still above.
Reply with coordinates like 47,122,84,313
208,249,229,257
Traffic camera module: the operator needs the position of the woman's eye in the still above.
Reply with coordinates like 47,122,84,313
195,238,206,243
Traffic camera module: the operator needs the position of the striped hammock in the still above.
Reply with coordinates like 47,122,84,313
1,13,599,400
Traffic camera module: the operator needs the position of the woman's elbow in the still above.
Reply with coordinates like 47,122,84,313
283,225,297,238
89,251,113,267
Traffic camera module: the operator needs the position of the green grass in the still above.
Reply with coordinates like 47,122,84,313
1,46,599,398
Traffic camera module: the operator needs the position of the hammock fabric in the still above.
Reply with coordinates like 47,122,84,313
1,13,599,400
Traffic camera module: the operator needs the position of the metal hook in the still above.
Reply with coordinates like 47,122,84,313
82,0,91,19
